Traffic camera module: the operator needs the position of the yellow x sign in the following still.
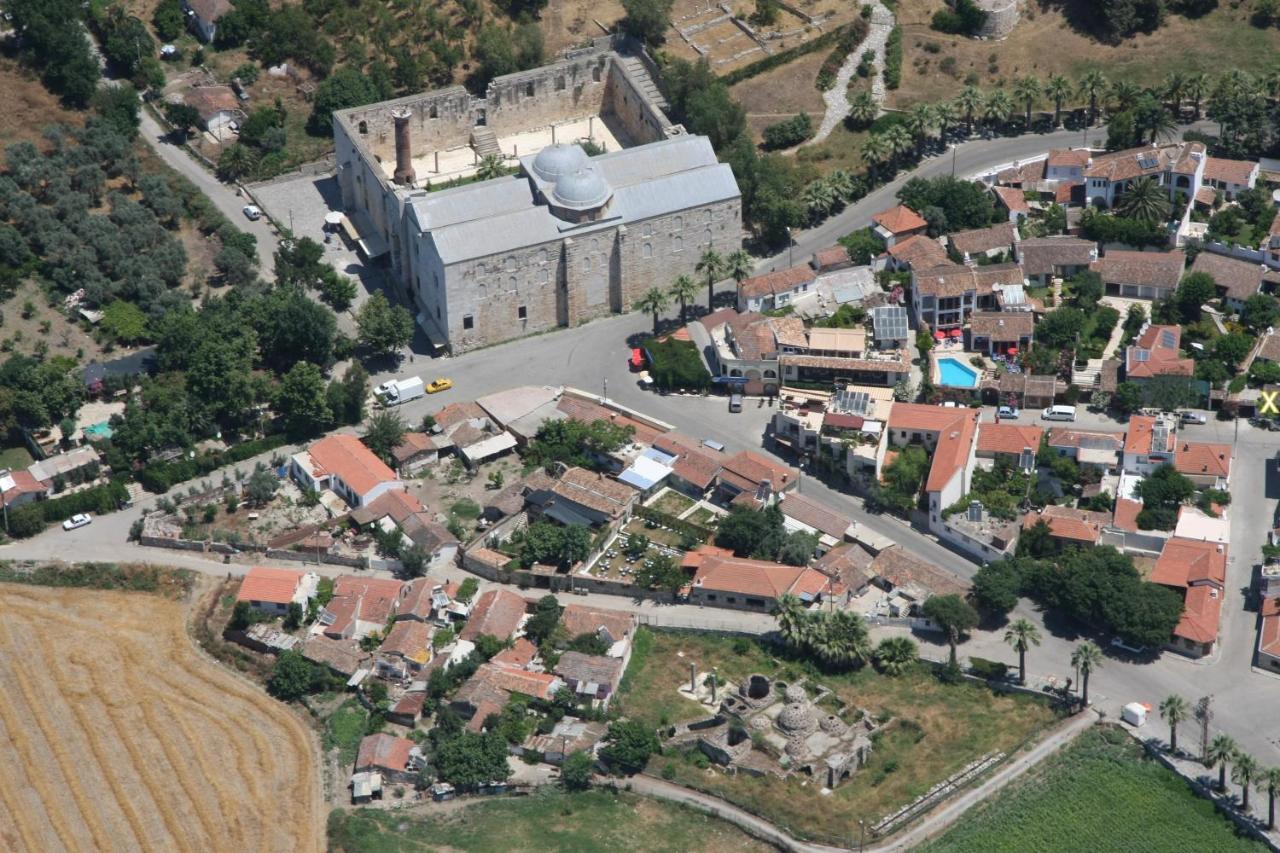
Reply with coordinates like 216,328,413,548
1261,390,1280,416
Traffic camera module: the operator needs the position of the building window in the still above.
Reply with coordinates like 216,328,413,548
673,236,683,252
436,305,441,319
525,82,535,97
358,120,368,135
705,228,713,245
593,65,602,83
642,243,652,258
429,104,438,119
463,315,474,330
674,215,683,230
556,76,566,91
518,305,527,319
727,596,737,604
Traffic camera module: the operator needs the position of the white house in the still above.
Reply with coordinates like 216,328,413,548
1044,148,1091,183
291,434,404,509
884,404,979,535
1083,141,1207,208
236,566,320,617
1121,415,1177,475
1201,157,1259,201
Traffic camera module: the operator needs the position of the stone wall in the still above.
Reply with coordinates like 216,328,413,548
485,53,611,139
602,60,669,146
973,0,1020,38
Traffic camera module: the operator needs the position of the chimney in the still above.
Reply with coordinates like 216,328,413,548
392,108,416,186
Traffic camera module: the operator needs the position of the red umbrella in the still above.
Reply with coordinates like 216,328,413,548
933,331,946,341
1007,346,1018,355
949,328,962,338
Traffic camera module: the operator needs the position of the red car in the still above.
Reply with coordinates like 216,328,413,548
628,348,646,372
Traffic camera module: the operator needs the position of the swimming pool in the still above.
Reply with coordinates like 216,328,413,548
83,421,113,440
937,357,979,388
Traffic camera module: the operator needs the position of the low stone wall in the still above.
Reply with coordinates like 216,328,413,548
263,548,366,569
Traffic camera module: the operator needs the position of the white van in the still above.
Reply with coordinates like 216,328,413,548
1041,405,1077,422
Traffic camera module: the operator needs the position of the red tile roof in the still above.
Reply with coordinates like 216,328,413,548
1177,584,1222,645
888,404,980,493
1123,415,1176,456
718,450,795,493
779,492,853,540
1203,157,1257,186
1084,142,1205,182
886,234,949,269
399,576,446,620
692,552,829,600
474,662,559,700
1,469,44,503
812,245,850,270
305,434,399,498
492,637,539,670
1091,250,1186,291
1047,148,1091,168
976,422,1043,457
992,186,1030,215
380,620,433,663
555,395,665,446
1150,537,1227,589
949,222,1018,256
870,546,968,597
1189,251,1269,303
1174,442,1231,480
1259,598,1280,657
1022,505,1109,544
459,588,528,642
652,433,723,490
1126,324,1194,379
873,205,928,235
559,603,634,645
324,576,405,636
738,265,815,300
356,733,415,774
1112,498,1142,533
237,566,306,606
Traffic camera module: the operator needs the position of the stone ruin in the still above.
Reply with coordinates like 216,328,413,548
668,672,880,789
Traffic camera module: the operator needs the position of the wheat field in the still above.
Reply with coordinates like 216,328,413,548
0,583,324,853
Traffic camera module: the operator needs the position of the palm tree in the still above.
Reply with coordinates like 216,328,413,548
934,101,958,142
803,179,837,224
1163,71,1186,118
1184,72,1208,120
1143,102,1177,144
1158,694,1189,753
983,89,1014,133
668,274,699,322
695,249,724,310
1070,641,1102,707
724,249,753,287
1078,68,1108,125
1013,75,1041,130
635,287,669,336
1109,79,1141,112
905,103,934,155
816,610,872,668
1045,74,1072,127
1117,176,1170,225
1207,734,1238,792
826,169,855,204
1261,767,1280,829
861,133,892,178
1234,752,1259,811
476,154,507,180
957,85,984,134
847,91,878,128
874,636,918,676
1003,618,1041,685
884,124,914,165
773,593,808,648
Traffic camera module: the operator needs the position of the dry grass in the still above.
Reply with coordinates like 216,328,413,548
0,582,324,853
539,0,622,55
622,629,1060,843
890,0,1280,108
731,48,831,143
0,57,85,152
0,280,104,363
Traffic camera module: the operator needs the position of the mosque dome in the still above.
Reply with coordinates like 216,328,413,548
552,166,612,210
777,702,816,734
531,144,588,181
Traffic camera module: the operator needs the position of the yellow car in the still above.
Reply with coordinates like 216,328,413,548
426,378,453,394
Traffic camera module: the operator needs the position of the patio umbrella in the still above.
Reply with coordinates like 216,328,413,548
1007,346,1018,355
949,328,962,338
933,331,946,341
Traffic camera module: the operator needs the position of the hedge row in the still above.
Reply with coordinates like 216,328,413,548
721,20,863,87
138,434,289,493
6,480,132,538
883,26,903,90
815,18,872,91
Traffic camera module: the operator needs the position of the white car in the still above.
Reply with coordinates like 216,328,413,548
242,204,262,221
62,513,92,531
1180,411,1208,425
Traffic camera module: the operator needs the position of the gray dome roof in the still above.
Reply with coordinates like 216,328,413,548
552,166,611,210
784,684,808,704
777,702,815,733
531,144,588,181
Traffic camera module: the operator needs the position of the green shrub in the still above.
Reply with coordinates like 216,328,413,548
762,113,813,150
969,657,1009,680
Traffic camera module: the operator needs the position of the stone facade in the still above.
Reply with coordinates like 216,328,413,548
966,0,1020,38
333,38,742,354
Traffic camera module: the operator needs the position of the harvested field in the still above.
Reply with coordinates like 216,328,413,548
0,583,324,853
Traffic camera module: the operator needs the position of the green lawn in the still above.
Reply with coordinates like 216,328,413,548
0,445,33,471
325,699,371,767
650,489,696,517
326,789,773,853
920,726,1267,853
616,629,1060,842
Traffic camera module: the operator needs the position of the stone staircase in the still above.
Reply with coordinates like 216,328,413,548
1071,358,1105,388
616,55,670,113
470,127,501,158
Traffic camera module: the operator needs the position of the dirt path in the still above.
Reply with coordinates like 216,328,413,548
812,0,895,144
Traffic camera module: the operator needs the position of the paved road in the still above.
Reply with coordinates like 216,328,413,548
137,108,279,277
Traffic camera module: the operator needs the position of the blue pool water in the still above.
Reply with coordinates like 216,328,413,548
83,421,113,440
937,357,979,388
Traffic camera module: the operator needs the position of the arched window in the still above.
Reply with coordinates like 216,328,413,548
592,65,602,83
674,215,684,230
705,228,713,245
730,369,743,377
764,369,777,379
642,243,653,258
508,275,517,291
428,105,438,119
525,82,534,97
673,236,683,253
358,121,368,135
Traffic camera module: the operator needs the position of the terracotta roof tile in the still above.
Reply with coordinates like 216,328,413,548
1190,251,1267,302
1084,142,1206,182
718,449,795,493
303,434,399,498
1176,584,1222,644
380,620,433,663
976,422,1043,456
237,566,306,606
873,205,928,235
738,265,815,300
1022,505,1109,544
1090,250,1185,292
1259,598,1280,656
1203,157,1257,186
870,546,967,597
356,733,416,774
992,186,1030,215
1047,149,1091,169
969,311,1034,340
887,404,979,493
779,492,853,540
812,245,851,270
887,234,949,269
1126,324,1194,379
1174,442,1231,479
559,604,635,645
692,552,829,600
1017,237,1096,276
1150,536,1227,589
949,222,1018,256
459,588,528,642
1112,498,1142,532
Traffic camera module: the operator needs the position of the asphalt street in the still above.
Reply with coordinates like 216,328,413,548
20,118,1280,760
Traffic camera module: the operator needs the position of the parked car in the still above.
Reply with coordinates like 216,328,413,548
1179,411,1208,425
997,405,1019,419
62,513,92,531
426,377,453,394
242,204,262,221
1109,637,1147,656
1041,405,1077,422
